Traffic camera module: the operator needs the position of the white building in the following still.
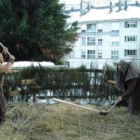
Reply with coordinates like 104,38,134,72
63,0,140,68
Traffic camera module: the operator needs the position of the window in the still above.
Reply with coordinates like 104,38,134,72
111,37,119,46
97,50,102,58
87,37,96,46
82,30,86,33
81,50,86,58
81,37,86,46
112,30,119,32
125,36,137,42
87,24,96,32
112,42,119,46
87,24,96,29
111,51,119,59
124,50,137,56
98,39,103,46
98,29,103,32
125,22,137,28
69,51,75,58
87,50,95,59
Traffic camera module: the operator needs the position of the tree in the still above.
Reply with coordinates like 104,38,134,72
0,0,78,62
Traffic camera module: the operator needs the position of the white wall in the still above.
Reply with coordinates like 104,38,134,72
65,20,140,68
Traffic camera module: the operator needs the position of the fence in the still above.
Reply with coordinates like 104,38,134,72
3,64,122,102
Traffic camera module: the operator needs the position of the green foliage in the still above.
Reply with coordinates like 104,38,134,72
3,66,91,100
78,65,86,71
21,66,90,90
3,64,122,101
3,72,22,100
103,63,115,80
54,60,64,65
0,0,78,61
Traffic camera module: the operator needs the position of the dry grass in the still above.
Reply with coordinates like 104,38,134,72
0,102,140,140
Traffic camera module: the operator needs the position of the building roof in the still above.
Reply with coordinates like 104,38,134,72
60,0,140,6
67,5,140,23
59,0,81,5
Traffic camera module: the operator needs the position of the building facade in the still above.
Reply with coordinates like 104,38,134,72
64,0,140,68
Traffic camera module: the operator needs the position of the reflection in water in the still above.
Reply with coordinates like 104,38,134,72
28,96,117,106
9,88,118,106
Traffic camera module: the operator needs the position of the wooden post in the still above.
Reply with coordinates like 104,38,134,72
33,94,36,103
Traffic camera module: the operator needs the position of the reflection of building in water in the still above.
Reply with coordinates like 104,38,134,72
62,0,140,68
